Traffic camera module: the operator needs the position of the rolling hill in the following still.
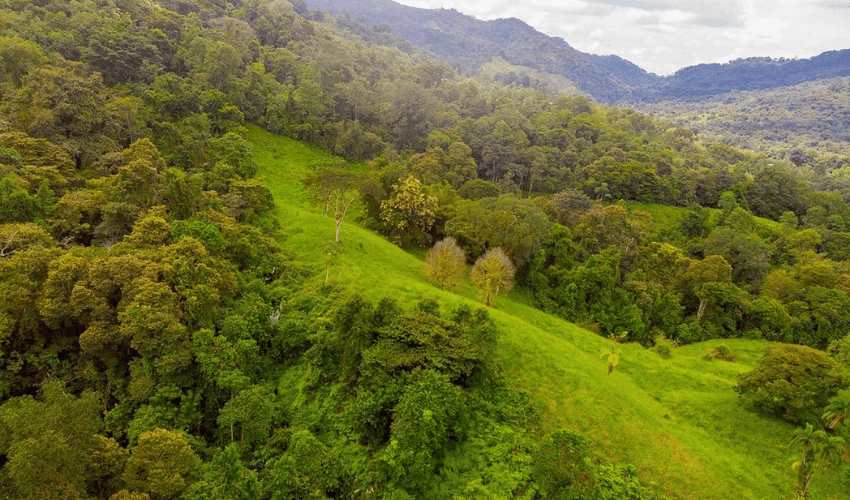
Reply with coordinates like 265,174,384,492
248,124,845,500
304,0,850,104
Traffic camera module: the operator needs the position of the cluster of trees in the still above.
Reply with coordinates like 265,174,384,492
4,0,835,224
424,237,516,306
734,343,850,498
0,0,671,498
638,77,850,182
4,0,850,497
521,197,850,348
352,153,850,351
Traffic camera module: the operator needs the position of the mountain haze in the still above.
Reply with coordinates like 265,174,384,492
306,0,850,103
304,0,652,102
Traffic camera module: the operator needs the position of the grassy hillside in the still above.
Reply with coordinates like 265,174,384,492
248,124,844,500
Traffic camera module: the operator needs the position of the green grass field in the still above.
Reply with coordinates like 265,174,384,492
248,124,844,500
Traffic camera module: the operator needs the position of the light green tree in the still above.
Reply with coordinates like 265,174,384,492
684,254,733,324
380,174,437,247
424,236,466,290
302,166,359,243
470,247,515,306
123,428,200,500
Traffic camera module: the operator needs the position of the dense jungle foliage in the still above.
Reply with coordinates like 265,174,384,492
1,0,850,499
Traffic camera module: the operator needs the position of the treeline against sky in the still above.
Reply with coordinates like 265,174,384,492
2,0,850,498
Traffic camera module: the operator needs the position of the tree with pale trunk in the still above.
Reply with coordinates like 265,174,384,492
424,236,466,289
684,254,733,323
789,423,844,500
303,165,359,243
470,247,515,306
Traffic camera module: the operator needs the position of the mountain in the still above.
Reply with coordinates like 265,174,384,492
4,1,850,499
647,51,850,100
634,76,850,173
305,0,850,103
304,0,655,102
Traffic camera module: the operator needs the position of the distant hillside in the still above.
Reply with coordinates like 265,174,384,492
636,76,850,173
645,51,850,100
304,0,648,102
305,0,850,104
581,53,660,88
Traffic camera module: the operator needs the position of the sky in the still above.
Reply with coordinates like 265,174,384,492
392,0,850,75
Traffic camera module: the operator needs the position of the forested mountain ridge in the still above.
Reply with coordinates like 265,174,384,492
636,76,850,176
303,0,647,102
305,0,850,103
647,50,850,100
1,0,850,499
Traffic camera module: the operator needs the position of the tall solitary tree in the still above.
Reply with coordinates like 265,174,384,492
424,236,466,290
303,165,360,243
470,247,515,306
789,423,845,500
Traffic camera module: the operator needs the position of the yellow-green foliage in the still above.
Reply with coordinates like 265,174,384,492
470,247,516,306
424,236,466,289
702,343,734,361
250,127,846,500
651,334,676,359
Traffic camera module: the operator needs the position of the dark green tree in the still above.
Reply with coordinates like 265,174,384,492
735,344,849,424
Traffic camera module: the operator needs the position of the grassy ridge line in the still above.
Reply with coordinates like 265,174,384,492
247,125,829,500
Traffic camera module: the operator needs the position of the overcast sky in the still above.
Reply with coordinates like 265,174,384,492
392,0,850,75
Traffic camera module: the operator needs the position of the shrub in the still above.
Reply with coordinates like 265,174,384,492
734,344,849,424
701,343,734,361
827,334,850,366
651,334,676,359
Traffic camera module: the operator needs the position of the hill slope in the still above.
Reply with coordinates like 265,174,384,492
304,0,642,102
248,124,844,500
635,76,850,172
305,0,850,104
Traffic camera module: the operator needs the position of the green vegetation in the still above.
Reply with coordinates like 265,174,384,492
735,345,849,424
1,1,849,499
423,236,466,290
638,77,850,176
470,247,516,307
250,126,843,500
789,424,846,500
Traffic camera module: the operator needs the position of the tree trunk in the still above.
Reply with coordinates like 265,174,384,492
697,298,707,323
795,471,814,500
335,218,342,242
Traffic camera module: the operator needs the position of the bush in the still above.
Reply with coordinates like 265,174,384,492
701,343,733,361
734,344,849,424
651,334,677,358
827,334,850,366
534,430,595,499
